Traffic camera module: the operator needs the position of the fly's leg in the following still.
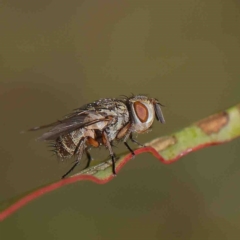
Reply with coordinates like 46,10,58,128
85,149,93,169
123,130,135,158
62,161,79,179
62,138,86,179
130,133,145,147
103,131,117,176
124,142,135,157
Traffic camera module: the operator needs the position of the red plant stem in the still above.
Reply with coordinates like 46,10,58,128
0,142,224,222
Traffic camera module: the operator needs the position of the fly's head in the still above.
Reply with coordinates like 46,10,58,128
127,95,165,133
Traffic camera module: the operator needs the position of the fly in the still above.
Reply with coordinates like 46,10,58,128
28,95,165,178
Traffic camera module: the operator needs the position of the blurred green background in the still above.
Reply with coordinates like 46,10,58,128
1,0,240,239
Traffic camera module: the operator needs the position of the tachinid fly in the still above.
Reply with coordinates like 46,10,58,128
28,95,165,178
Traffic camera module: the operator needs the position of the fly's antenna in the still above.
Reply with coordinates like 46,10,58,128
152,100,165,124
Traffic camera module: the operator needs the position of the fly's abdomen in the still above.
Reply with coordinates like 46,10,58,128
55,130,84,158
55,135,76,158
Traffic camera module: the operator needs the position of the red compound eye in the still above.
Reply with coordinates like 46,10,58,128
134,101,148,123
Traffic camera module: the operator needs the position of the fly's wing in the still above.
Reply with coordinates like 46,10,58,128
27,98,118,141
28,111,109,141
71,98,118,115
27,121,63,132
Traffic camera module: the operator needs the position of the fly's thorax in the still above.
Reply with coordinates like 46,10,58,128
105,101,130,141
85,112,109,130
128,96,155,133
